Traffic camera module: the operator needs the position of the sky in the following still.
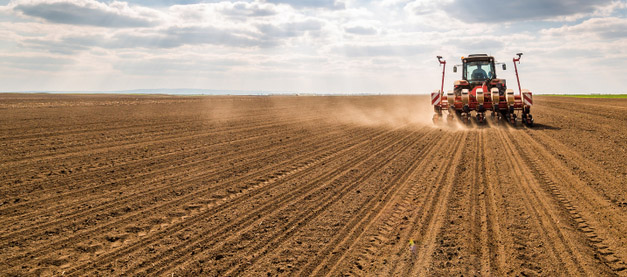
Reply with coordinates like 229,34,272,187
1,0,626,94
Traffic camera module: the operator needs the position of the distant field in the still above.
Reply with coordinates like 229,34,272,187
544,94,627,98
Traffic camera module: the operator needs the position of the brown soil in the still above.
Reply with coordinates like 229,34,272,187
0,93,625,276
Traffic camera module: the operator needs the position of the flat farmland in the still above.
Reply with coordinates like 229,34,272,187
1,94,626,276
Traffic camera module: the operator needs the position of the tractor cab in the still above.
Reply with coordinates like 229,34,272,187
452,54,507,96
454,54,500,84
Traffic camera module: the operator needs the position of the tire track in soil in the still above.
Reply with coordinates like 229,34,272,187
402,131,470,276
513,128,627,274
1,119,202,159
1,126,285,220
478,129,507,275
0,118,324,203
494,126,597,276
146,128,430,277
524,128,626,208
0,121,342,232
537,100,627,129
0,106,280,141
475,129,496,275
61,127,405,275
2,126,381,270
468,130,486,274
0,123,353,244
331,130,462,276
0,107,305,162
458,129,504,276
426,128,504,276
483,128,547,276
226,129,437,277
492,126,570,275
375,131,466,276
67,126,412,272
0,118,304,192
425,129,488,276
0,112,304,184
302,128,451,277
325,131,458,276
1,116,318,172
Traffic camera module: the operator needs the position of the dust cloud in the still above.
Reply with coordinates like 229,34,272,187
200,95,498,131
319,95,470,131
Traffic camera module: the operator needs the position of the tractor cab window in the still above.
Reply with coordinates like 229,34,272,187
465,61,493,81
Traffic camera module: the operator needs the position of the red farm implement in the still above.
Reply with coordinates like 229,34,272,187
431,53,533,126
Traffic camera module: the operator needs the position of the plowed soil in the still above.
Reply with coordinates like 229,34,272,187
1,93,625,276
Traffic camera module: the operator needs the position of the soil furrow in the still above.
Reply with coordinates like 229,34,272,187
2,127,381,270
476,130,490,274
151,128,426,277
514,129,627,274
382,131,466,276
0,121,343,226
361,131,457,276
0,106,284,141
478,129,507,275
303,129,447,276
1,116,318,169
66,127,407,275
325,130,458,276
401,131,468,276
495,127,594,275
223,129,431,276
0,124,352,239
0,108,307,162
2,95,624,276
412,131,477,276
523,129,626,207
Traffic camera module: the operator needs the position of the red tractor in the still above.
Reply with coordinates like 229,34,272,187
431,53,533,126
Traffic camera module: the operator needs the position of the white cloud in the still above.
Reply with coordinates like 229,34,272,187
442,0,616,23
263,0,345,10
344,25,377,35
0,0,625,93
334,43,432,57
541,16,627,39
12,0,162,27
405,0,447,15
0,54,74,70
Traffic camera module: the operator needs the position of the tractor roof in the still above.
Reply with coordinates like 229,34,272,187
464,54,494,62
